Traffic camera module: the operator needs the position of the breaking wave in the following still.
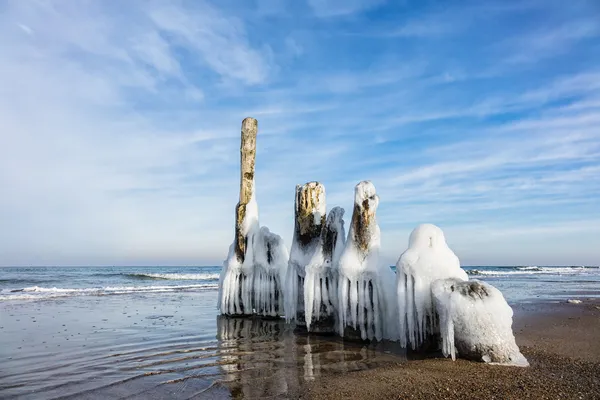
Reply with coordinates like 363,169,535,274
466,266,598,276
124,273,220,281
0,283,218,301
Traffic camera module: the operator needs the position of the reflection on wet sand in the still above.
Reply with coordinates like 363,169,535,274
1,294,405,400
216,315,406,398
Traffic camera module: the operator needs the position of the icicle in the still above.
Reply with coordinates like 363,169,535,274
284,182,326,325
337,181,397,341
396,224,468,349
253,226,289,317
304,207,346,332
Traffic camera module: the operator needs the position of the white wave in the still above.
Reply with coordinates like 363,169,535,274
0,283,218,301
467,267,593,277
128,273,220,280
517,266,541,271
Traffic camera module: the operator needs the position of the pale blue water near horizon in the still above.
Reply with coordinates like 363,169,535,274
1,265,599,303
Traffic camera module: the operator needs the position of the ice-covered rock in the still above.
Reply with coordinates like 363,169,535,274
396,224,468,349
337,181,397,341
304,206,346,332
432,278,528,366
284,182,326,324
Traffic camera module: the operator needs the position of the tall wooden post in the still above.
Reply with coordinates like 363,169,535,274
234,117,258,263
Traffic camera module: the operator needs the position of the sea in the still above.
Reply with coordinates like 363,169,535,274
1,265,599,399
1,265,599,303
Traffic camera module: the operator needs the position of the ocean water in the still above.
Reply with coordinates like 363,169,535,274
462,265,600,303
1,265,599,399
1,265,599,303
0,266,221,301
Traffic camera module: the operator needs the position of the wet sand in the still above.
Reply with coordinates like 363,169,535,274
1,294,599,399
301,300,600,400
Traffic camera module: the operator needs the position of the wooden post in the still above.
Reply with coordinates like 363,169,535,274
234,117,258,263
350,181,378,258
287,182,326,326
339,181,384,341
304,206,345,333
219,118,258,317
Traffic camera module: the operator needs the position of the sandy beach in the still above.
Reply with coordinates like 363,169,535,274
1,289,599,399
299,299,600,400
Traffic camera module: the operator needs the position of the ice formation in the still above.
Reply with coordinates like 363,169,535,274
253,227,289,317
304,206,346,332
337,181,397,341
396,224,468,349
219,192,259,316
218,117,288,317
284,182,326,324
432,278,528,366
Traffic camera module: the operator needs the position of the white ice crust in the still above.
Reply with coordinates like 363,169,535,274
218,190,260,315
253,226,289,317
218,189,288,316
432,278,529,366
337,181,397,341
217,174,528,366
284,184,326,323
304,206,346,330
396,224,468,348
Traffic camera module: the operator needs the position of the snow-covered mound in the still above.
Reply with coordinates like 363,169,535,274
284,182,327,323
396,224,468,349
432,278,528,366
253,227,289,317
338,181,397,341
304,206,346,331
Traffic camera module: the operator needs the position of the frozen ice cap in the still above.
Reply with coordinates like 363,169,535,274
396,223,468,349
432,278,529,366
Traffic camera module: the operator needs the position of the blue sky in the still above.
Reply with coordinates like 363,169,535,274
1,0,599,266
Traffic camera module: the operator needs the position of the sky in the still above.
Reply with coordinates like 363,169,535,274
1,0,599,267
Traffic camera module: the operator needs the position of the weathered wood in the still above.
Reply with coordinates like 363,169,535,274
286,182,326,326
295,182,326,246
234,117,258,263
351,180,378,257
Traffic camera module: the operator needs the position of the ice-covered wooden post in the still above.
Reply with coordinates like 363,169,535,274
284,182,326,325
338,181,397,341
218,118,259,316
304,207,346,333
